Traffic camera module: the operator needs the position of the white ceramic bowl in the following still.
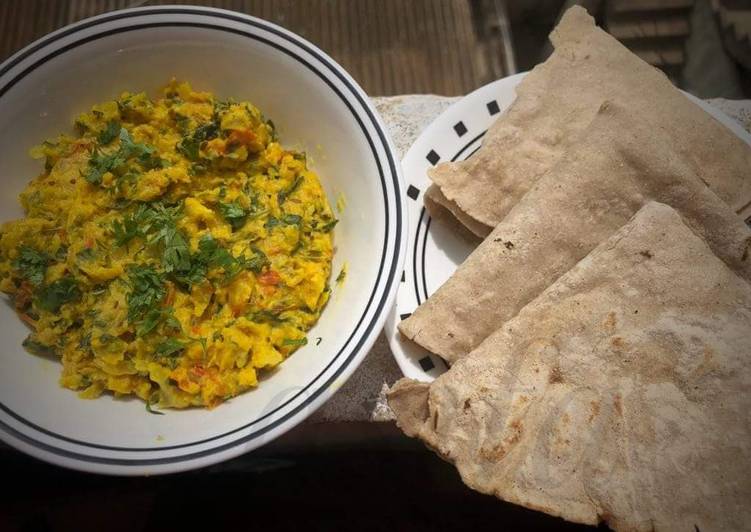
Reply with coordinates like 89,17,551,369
0,6,406,475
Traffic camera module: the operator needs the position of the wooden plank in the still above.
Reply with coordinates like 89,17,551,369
608,12,691,39
610,0,694,13
0,0,511,96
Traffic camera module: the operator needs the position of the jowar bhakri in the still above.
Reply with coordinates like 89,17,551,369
390,6,751,531
400,101,751,363
426,6,751,237
390,202,751,531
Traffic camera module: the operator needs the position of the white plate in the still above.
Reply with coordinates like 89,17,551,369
0,6,406,475
385,72,751,382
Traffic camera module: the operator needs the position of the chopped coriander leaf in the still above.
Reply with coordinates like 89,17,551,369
265,214,302,230
176,118,219,161
336,267,347,283
13,246,50,286
76,248,96,262
246,310,285,324
244,247,269,273
315,337,322,346
319,219,338,233
158,224,191,273
136,306,180,337
146,401,165,415
126,265,166,323
97,120,120,145
84,127,162,186
277,175,304,205
188,163,207,176
35,277,81,313
154,338,185,359
282,214,302,226
218,201,247,231
111,203,151,247
22,336,56,357
283,337,308,346
177,136,200,160
174,113,189,130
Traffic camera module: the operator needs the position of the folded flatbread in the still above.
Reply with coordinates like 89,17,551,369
389,202,751,531
399,101,751,363
430,6,751,237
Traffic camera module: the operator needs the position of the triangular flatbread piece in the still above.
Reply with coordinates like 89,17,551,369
430,6,751,236
400,101,751,363
390,202,751,531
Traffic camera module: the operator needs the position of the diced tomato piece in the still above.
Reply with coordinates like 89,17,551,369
227,129,257,148
258,270,281,286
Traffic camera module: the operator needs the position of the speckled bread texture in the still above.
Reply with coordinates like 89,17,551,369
399,101,751,363
428,6,751,236
390,202,751,531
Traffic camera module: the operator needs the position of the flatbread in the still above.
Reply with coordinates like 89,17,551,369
389,202,751,531
399,101,751,363
423,185,483,243
429,6,751,235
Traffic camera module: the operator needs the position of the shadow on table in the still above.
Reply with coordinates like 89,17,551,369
2,422,605,532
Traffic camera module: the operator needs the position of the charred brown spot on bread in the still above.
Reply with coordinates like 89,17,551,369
610,336,625,349
639,250,653,259
479,420,523,462
493,238,515,249
603,311,617,333
613,394,623,416
589,401,600,423
549,366,564,384
463,398,471,411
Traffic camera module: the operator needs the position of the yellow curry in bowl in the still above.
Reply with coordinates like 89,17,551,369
0,80,336,410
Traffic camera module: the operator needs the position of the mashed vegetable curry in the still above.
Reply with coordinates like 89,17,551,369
0,80,336,409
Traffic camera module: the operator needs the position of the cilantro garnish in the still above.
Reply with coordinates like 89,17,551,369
97,120,120,145
13,246,50,286
218,201,247,231
84,128,163,185
319,219,338,233
34,277,81,313
277,175,304,205
176,120,219,161
283,337,308,347
126,265,166,324
154,338,185,359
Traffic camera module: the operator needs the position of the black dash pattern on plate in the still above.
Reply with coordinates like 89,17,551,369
426,149,440,165
419,356,435,371
453,121,468,137
400,312,412,321
401,271,405,282
486,100,500,115
407,185,420,200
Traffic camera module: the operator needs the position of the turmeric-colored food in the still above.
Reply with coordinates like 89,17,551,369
0,80,336,409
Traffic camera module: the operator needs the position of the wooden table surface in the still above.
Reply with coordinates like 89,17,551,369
0,0,512,96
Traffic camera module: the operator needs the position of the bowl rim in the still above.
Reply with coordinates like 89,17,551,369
0,4,406,475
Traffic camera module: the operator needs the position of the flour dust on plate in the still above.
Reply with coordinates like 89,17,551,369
385,72,751,382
